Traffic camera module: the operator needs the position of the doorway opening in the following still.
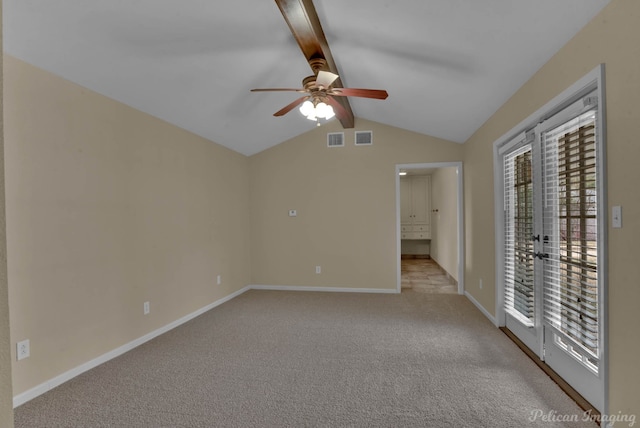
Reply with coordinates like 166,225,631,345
395,162,464,294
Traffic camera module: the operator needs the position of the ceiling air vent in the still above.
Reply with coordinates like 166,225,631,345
355,131,373,146
327,132,345,147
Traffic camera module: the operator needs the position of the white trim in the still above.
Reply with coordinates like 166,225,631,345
465,291,498,327
395,162,465,295
595,64,609,421
492,64,607,414
13,283,401,407
493,140,506,327
250,285,398,294
13,285,252,408
395,167,402,293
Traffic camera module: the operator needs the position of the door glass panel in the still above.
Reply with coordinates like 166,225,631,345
542,110,600,372
504,146,535,325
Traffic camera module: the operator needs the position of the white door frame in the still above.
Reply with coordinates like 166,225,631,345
493,64,608,416
395,162,465,294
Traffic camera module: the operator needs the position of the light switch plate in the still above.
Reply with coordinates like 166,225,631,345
288,210,297,217
612,205,622,228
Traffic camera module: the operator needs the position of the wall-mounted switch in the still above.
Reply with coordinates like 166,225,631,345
289,210,297,217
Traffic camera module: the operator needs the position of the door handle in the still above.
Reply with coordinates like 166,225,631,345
534,252,549,260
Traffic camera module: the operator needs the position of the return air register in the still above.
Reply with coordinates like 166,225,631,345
355,131,373,146
327,131,373,147
327,132,344,147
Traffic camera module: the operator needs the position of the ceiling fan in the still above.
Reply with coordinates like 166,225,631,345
251,58,388,124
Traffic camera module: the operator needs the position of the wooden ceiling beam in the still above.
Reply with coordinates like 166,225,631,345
275,0,355,128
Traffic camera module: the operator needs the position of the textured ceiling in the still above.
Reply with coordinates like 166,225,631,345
4,0,610,156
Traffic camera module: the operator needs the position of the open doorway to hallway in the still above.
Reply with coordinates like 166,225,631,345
395,162,464,294
401,257,457,293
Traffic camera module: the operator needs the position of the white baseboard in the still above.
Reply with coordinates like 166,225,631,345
250,284,399,294
13,285,252,408
13,283,399,407
464,291,498,327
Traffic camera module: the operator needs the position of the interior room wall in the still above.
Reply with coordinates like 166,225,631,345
462,0,639,418
1,1,16,425
430,167,458,281
4,56,252,396
400,239,430,256
249,118,464,290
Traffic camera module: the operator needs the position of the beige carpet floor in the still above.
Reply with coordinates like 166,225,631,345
14,289,591,427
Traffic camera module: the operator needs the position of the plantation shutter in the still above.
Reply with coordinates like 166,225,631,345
503,141,535,325
542,107,600,366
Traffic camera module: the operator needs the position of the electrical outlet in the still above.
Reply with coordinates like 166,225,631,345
315,266,321,274
217,275,221,285
479,279,483,289
17,339,30,361
144,301,150,315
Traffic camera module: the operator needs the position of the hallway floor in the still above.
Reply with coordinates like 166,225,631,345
401,258,457,294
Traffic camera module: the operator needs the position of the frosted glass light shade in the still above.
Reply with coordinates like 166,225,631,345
299,100,335,121
299,100,314,116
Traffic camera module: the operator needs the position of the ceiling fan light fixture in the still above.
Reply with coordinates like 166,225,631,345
299,100,335,121
326,108,336,120
318,102,335,120
299,100,314,116
315,102,331,119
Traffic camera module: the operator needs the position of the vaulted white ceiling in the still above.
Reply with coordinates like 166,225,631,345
4,1,610,156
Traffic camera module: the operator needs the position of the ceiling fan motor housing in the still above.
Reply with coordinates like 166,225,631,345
309,57,329,75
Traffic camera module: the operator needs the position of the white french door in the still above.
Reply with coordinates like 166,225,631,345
499,87,605,412
539,101,604,412
502,138,544,358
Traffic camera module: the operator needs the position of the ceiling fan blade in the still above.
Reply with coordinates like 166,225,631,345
274,96,310,117
315,70,339,88
251,88,305,93
329,88,389,100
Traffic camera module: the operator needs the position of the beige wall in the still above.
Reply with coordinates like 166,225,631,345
4,56,251,395
249,118,463,289
1,1,16,426
399,239,431,256
430,167,458,281
463,0,639,418
5,1,638,420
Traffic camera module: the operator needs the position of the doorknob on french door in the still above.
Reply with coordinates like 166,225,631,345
534,252,549,260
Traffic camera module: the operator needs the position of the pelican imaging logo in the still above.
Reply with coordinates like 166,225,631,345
528,409,636,426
